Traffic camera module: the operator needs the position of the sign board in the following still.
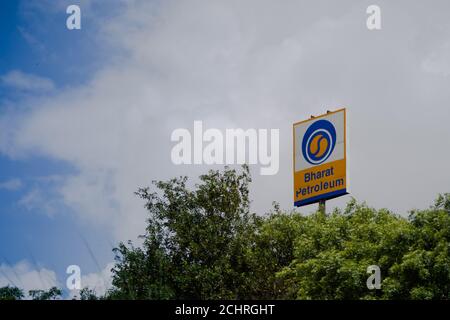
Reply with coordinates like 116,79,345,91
293,108,348,207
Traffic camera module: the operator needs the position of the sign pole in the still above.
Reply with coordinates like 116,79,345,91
318,200,326,215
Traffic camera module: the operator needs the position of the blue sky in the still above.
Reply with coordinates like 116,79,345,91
0,1,118,294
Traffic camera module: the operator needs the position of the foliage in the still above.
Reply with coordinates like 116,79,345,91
29,287,62,300
0,286,24,300
109,167,449,300
276,200,414,299
79,288,99,300
1,167,448,300
109,165,260,299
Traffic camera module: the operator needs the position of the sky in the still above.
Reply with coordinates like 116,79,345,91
0,0,449,298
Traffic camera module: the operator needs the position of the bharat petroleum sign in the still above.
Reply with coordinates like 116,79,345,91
293,108,348,207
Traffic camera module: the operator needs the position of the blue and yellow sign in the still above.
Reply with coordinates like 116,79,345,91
293,108,348,207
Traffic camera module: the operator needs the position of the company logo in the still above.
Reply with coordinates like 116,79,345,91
302,119,336,165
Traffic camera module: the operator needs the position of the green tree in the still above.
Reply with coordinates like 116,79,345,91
241,205,307,299
1,169,447,300
383,194,450,299
79,288,99,300
110,165,260,299
29,287,62,300
276,200,413,299
106,166,449,300
0,286,24,300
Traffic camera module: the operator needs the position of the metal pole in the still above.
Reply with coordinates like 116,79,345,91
318,200,326,215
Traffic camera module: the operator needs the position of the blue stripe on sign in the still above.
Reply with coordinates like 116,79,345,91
294,189,348,207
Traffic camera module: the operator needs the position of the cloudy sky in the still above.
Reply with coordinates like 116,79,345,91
0,0,449,297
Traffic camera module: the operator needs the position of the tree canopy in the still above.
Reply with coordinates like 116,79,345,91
107,166,450,300
0,286,24,300
1,166,449,300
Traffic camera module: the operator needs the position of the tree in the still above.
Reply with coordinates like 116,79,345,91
383,194,450,299
276,200,414,299
240,204,306,299
109,165,449,300
275,196,450,300
0,286,24,300
4,167,446,300
29,287,62,300
110,165,260,299
79,288,99,300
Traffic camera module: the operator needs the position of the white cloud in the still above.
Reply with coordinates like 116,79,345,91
18,188,60,216
0,0,450,245
0,260,114,300
1,70,55,92
422,41,450,77
0,178,23,191
0,261,59,296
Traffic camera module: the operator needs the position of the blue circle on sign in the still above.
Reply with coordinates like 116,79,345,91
301,119,336,165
